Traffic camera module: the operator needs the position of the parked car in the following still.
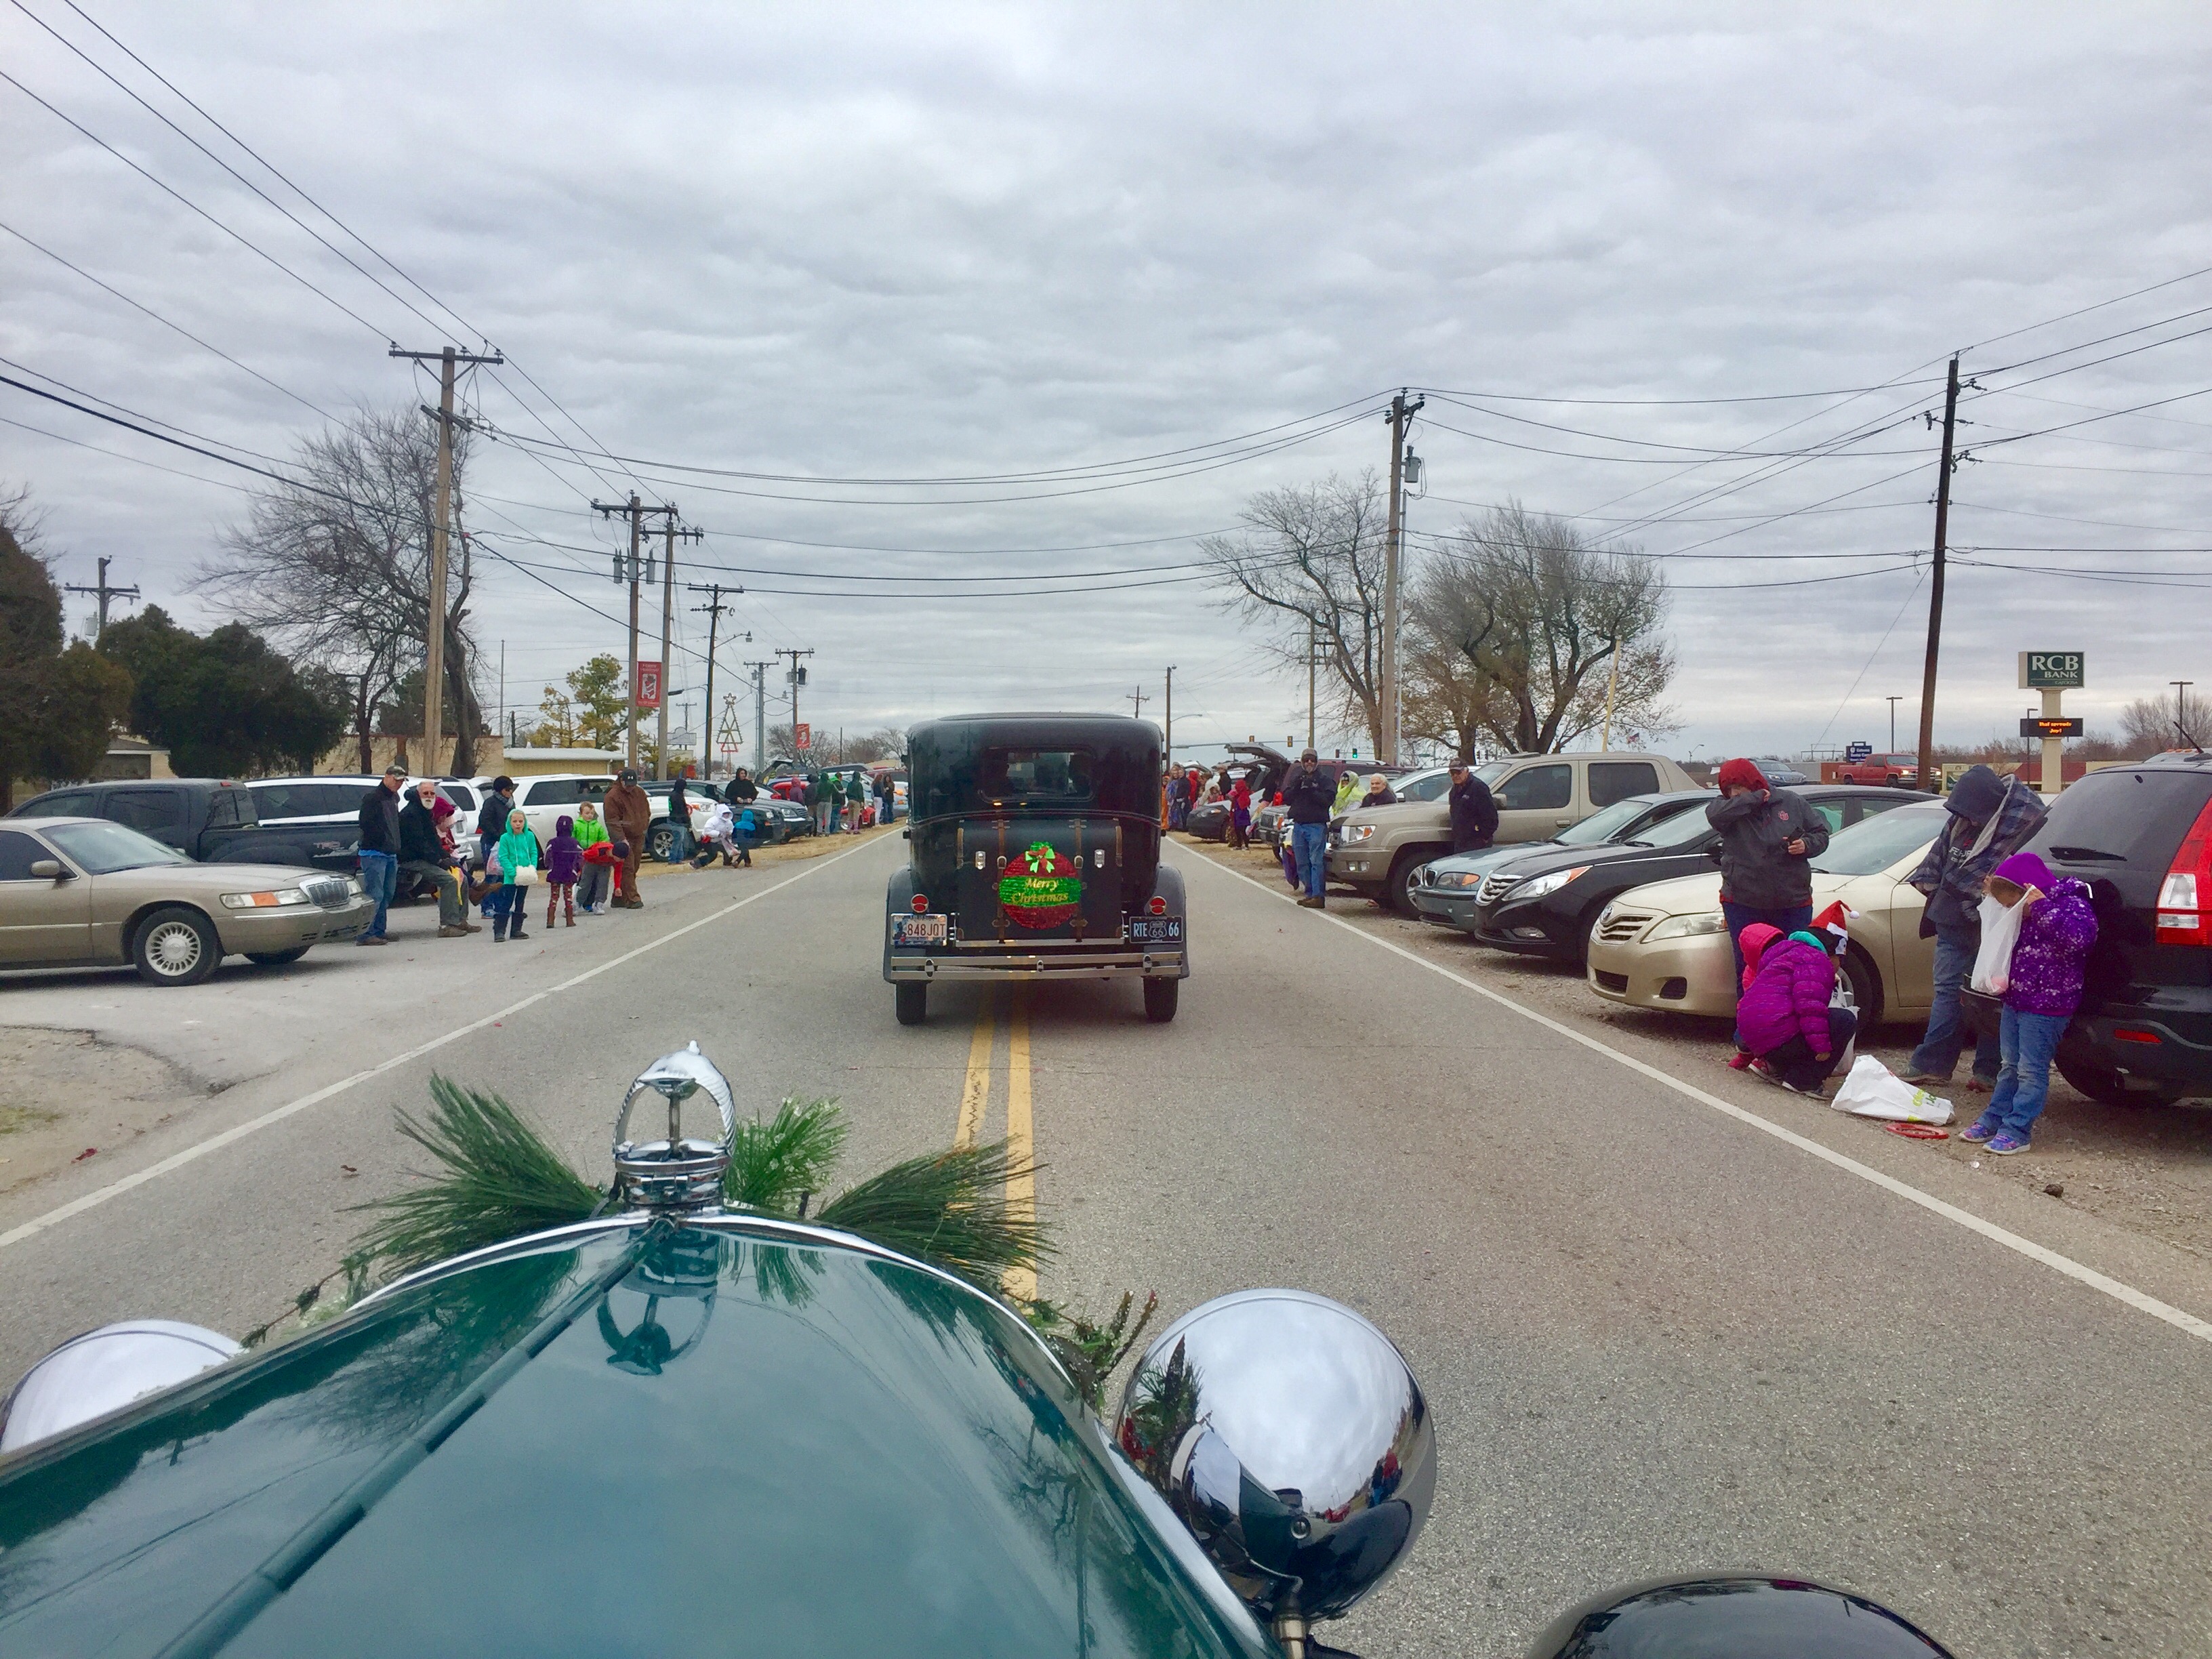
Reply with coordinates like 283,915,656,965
1446,785,1925,965
1835,752,1921,787
11,778,267,863
0,817,370,984
1331,752,1702,916
244,775,476,878
1411,789,1715,935
1584,800,1950,1025
506,773,613,845
1959,750,2212,1105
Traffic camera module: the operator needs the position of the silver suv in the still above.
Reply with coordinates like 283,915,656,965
1327,751,1700,915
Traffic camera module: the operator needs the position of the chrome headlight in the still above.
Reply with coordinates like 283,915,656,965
1340,823,1376,844
1649,909,1728,940
1513,866,1589,901
220,887,310,909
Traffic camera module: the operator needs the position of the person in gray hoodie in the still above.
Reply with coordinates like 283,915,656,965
1902,764,2048,1091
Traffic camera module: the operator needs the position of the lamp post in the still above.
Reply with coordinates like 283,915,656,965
1887,695,1902,752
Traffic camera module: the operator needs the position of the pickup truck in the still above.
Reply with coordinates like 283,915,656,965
9,779,309,865
1833,752,1920,787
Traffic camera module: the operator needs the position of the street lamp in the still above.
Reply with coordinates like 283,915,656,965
2174,681,2194,745
1887,695,1902,752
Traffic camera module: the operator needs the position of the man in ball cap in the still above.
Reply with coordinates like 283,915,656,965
353,764,408,945
603,767,653,908
1279,747,1337,908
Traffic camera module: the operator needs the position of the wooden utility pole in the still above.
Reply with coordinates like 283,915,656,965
688,583,745,776
1164,666,1174,769
777,648,815,759
745,659,773,775
655,520,702,779
64,556,139,644
1129,688,1151,720
391,344,501,773
1381,388,1423,766
1599,638,1622,752
1914,355,1961,793
1307,619,1318,751
593,494,678,772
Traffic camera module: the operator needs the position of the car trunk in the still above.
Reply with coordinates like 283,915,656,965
2034,769,2212,1001
954,816,1126,945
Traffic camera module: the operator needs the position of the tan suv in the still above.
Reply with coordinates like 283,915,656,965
1328,752,1700,915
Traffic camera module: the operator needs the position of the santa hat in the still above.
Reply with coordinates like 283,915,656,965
1811,901,1856,954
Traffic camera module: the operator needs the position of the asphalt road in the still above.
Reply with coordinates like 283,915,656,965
1,830,2208,1658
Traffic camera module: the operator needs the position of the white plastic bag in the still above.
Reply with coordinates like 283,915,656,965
1830,1055,1954,1124
1969,893,2022,996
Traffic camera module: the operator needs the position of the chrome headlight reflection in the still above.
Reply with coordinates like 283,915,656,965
1513,866,1589,901
1113,1289,1435,1629
1649,909,1729,940
1339,823,1376,843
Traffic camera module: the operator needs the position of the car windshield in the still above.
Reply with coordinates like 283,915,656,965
1473,761,1511,785
1626,803,1723,848
1809,806,1945,876
44,820,192,874
1558,797,1658,846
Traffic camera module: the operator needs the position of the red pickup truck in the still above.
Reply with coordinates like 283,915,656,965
1832,752,1920,786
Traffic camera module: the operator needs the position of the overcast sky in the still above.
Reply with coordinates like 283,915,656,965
5,3,2209,767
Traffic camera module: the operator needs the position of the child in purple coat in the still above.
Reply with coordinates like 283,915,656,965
1963,851,2097,1154
545,814,585,929
1732,922,1857,1094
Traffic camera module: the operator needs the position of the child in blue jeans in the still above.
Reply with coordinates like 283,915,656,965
1963,851,2097,1155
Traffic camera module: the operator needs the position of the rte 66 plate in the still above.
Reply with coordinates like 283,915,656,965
1126,917,1183,943
893,914,948,946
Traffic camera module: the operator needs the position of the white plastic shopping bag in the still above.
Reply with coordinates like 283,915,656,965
1969,893,2022,996
1831,1055,1954,1125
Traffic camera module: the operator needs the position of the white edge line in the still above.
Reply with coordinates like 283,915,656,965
0,837,884,1253
1170,843,2212,1347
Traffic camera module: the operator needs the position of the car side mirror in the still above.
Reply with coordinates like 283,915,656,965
28,859,66,880
1704,845,1723,862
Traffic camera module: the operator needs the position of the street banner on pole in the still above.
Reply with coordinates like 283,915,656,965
636,661,663,710
795,722,813,751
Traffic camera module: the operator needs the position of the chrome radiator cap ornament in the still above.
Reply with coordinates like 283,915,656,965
1112,1289,1435,1632
611,1040,736,1215
1,1319,241,1453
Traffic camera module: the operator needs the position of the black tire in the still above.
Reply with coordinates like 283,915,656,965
1386,848,1442,918
894,983,927,1026
2055,1057,2187,1108
131,905,221,986
245,946,310,966
1840,946,1883,1027
1143,977,1180,1023
647,822,676,862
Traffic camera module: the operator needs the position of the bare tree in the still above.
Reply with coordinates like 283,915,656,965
198,405,487,773
1200,474,1391,755
2118,689,2211,757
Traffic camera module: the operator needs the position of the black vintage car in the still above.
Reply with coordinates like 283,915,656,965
885,714,1187,1026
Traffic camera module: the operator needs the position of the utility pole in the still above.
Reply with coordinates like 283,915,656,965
64,556,140,644
654,520,702,779
1599,638,1622,752
1887,695,1903,752
1915,355,1961,794
391,344,501,773
745,659,773,776
593,494,678,773
1164,666,1174,769
777,648,815,758
1307,619,1319,752
1130,688,1150,720
1381,388,1423,766
2176,681,2197,745
689,584,745,776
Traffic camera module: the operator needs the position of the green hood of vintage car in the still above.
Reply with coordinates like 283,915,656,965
0,1219,1272,1659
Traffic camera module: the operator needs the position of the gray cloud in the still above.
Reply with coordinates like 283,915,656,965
3,2,2208,760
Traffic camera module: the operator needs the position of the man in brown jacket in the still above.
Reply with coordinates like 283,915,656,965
603,768,652,907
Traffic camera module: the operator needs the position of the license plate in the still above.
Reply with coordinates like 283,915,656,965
894,914,947,946
1126,917,1183,943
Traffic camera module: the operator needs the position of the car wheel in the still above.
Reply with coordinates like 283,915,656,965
245,946,311,966
1386,850,1434,918
132,906,220,986
2055,1057,2187,1108
647,823,676,862
895,983,927,1026
1839,946,1883,1027
1143,977,1179,1023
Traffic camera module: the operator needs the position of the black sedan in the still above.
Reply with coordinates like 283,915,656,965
1452,784,1929,964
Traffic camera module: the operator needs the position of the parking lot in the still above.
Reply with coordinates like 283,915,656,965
1181,832,2212,1265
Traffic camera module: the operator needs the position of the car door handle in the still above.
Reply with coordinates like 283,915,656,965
1554,817,1572,825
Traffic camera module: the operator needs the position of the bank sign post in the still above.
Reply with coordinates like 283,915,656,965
2019,651,2085,799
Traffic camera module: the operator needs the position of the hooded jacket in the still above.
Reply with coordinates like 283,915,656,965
496,823,542,880
604,779,652,846
1704,762,1828,909
1906,765,2049,934
1990,851,2098,1017
573,812,609,849
546,815,583,885
1734,922,1839,1055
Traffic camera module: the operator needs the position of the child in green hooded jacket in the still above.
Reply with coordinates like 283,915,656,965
493,810,542,943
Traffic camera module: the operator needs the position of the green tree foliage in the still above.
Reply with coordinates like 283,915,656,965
99,605,348,777
0,521,134,808
546,653,628,750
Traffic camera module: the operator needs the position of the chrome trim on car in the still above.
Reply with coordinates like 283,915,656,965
888,948,1185,981
1596,907,1656,944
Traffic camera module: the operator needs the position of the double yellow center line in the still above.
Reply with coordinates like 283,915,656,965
955,990,1037,1302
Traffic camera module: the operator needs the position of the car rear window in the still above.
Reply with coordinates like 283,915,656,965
253,783,362,819
977,747,1093,805
1810,806,1946,876
2034,768,2212,867
1588,760,1659,806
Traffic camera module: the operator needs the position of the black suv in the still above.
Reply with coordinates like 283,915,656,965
2009,753,2212,1105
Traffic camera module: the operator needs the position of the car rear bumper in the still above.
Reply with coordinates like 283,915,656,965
1964,987,2212,1094
886,947,1186,983
218,897,372,951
